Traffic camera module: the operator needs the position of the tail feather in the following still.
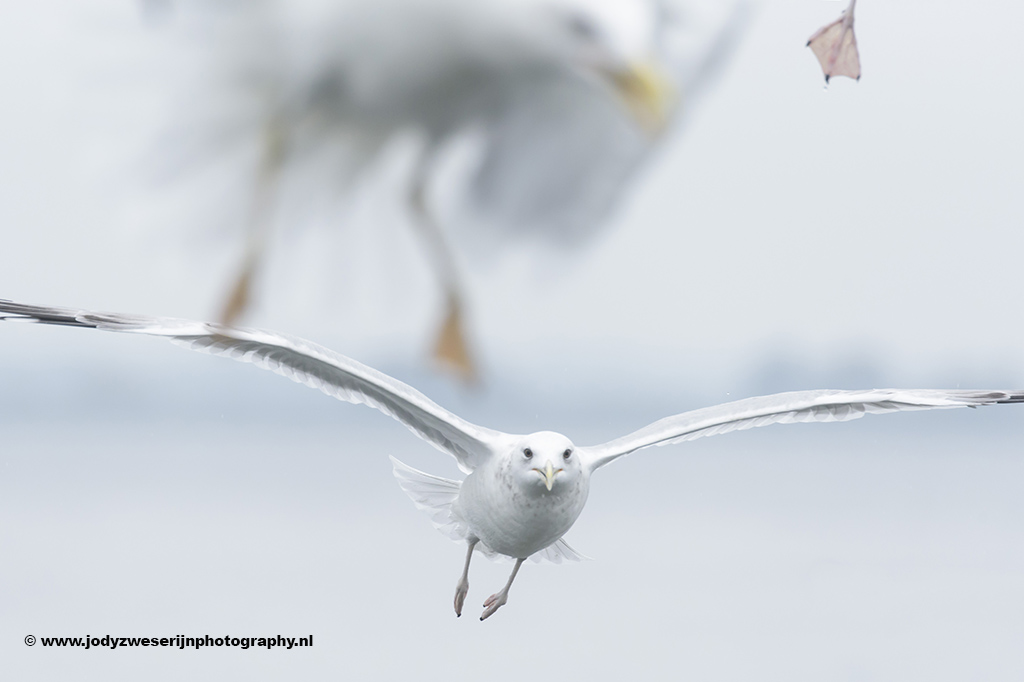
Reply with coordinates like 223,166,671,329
530,538,590,564
390,456,469,544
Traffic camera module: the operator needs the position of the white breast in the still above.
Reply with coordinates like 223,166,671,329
455,460,589,559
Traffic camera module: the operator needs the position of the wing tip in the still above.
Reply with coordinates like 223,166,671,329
0,300,97,328
957,390,1024,405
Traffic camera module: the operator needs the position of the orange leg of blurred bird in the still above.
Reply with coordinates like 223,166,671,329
220,249,260,328
807,0,860,84
410,162,477,384
219,120,286,327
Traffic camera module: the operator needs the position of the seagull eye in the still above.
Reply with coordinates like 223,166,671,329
523,448,533,459
563,449,572,460
566,13,600,42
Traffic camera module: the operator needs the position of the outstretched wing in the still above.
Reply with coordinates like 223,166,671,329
581,388,1024,472
0,300,508,472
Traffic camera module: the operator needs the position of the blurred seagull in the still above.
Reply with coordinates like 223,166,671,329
807,0,860,83
3,298,1022,619
148,0,747,381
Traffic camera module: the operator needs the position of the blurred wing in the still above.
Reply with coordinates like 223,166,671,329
0,300,506,472
453,0,749,250
582,388,1024,471
457,72,650,247
659,0,751,98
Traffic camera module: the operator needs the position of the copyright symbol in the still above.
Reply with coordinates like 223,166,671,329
25,635,36,646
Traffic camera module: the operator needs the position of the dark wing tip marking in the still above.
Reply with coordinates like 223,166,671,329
957,390,1024,405
0,301,98,329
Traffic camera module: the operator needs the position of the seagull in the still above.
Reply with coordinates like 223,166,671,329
146,0,747,381
6,299,1018,620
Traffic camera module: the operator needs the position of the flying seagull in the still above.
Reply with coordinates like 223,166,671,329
2,299,1020,620
146,0,747,381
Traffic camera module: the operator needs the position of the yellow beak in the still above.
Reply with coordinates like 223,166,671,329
606,60,675,136
542,461,556,491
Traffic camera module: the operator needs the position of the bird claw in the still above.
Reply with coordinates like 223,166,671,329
807,3,860,83
480,591,508,620
454,578,469,617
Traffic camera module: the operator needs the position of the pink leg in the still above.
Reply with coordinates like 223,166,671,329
480,557,525,621
454,539,478,617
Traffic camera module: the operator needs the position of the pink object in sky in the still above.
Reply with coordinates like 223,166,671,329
807,0,861,83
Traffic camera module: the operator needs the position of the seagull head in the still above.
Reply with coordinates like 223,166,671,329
533,0,676,133
336,0,675,134
512,431,581,495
